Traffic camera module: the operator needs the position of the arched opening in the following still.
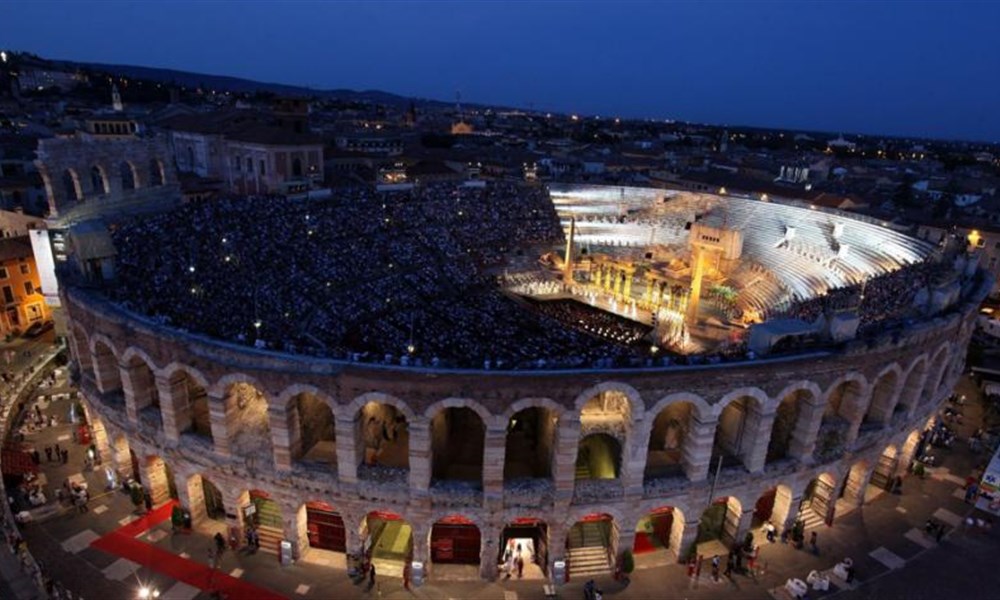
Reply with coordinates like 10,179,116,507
752,485,794,539
187,474,226,529
864,370,899,429
576,433,621,480
868,445,899,497
430,406,484,487
815,380,864,462
799,472,837,527
504,407,557,482
645,402,694,481
634,506,684,564
223,382,271,460
292,156,303,177
900,429,922,469
896,360,927,421
120,161,137,190
841,460,871,506
143,455,177,506
499,518,548,580
246,489,284,555
63,169,82,201
90,165,108,195
711,396,761,471
925,349,951,407
567,513,614,579
111,434,136,482
91,340,121,394
302,501,346,554
364,510,413,578
357,402,409,480
578,390,632,482
697,496,742,549
287,392,335,466
169,370,212,444
767,389,812,463
124,355,159,429
149,158,165,186
431,515,481,576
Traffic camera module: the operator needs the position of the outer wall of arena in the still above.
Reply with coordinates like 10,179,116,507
65,274,988,581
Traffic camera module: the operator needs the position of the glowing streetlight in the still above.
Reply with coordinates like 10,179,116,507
137,587,160,599
0,51,7,63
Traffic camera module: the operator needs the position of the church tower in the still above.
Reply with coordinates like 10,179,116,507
111,84,123,112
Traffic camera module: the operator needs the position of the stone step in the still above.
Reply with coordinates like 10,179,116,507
254,525,284,555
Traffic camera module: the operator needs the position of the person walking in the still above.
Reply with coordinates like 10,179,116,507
724,550,734,577
369,563,377,588
61,448,69,464
44,446,52,463
810,531,819,555
214,532,226,558
711,555,720,582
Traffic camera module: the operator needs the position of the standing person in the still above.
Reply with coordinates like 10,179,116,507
369,563,377,588
695,554,703,581
214,532,226,557
724,550,734,577
61,448,69,464
687,555,696,579
711,555,720,582
516,554,524,579
143,490,153,514
44,446,52,463
54,444,61,461
810,531,819,555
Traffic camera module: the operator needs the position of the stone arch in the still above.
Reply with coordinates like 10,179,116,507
89,335,122,394
90,164,108,196
751,483,796,535
355,394,410,475
632,505,686,560
697,496,743,547
429,402,486,486
347,392,415,423
504,402,559,482
277,386,337,468
815,373,868,460
160,364,212,442
897,355,928,418
926,344,952,406
120,160,138,190
149,158,165,186
62,168,82,201
867,444,901,494
864,364,903,427
274,384,337,416
801,471,839,525
573,382,643,419
427,513,484,569
767,382,821,463
643,393,707,482
842,459,872,506
120,347,160,428
219,379,273,460
710,389,768,472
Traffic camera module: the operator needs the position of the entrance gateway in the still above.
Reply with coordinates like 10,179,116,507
499,518,548,579
306,501,346,552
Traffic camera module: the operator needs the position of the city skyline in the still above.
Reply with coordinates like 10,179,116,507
5,0,1000,142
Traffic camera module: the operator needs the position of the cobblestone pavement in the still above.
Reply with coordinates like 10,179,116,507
6,355,1000,600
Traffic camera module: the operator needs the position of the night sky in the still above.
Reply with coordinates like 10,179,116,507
5,1,999,141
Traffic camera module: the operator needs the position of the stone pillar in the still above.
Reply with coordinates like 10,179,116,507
733,507,755,545
482,425,506,499
92,352,121,394
284,501,308,560
408,418,432,493
156,373,187,444
224,488,250,545
335,415,359,485
552,416,581,503
616,526,636,567
480,523,501,580
270,405,293,472
110,436,132,480
411,522,430,564
209,392,231,458
789,401,824,462
180,473,207,528
780,495,803,534
744,409,776,473
676,518,700,562
548,521,567,580
622,420,646,496
90,417,113,466
682,415,716,482
140,456,171,506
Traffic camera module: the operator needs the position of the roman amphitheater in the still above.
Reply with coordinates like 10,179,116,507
63,183,990,583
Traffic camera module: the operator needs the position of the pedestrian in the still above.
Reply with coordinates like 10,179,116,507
516,554,524,579
936,524,946,543
369,563,376,586
965,483,979,504
44,446,52,462
214,532,226,556
403,561,411,590
687,555,696,579
724,550,734,577
61,449,68,464
252,528,260,551
30,450,40,465
143,490,153,514
54,443,61,459
765,520,776,543
711,555,720,582
810,531,819,556
695,554,703,581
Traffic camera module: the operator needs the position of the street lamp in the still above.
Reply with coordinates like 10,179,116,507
137,586,160,599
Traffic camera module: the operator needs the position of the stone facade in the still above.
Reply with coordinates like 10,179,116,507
65,270,989,581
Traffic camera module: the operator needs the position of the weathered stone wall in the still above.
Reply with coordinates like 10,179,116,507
65,270,991,581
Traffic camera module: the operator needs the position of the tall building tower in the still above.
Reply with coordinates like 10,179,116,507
111,84,123,112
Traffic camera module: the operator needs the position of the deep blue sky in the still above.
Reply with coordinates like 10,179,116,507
5,1,1000,141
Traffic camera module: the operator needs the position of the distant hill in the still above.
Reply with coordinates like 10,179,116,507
39,57,459,110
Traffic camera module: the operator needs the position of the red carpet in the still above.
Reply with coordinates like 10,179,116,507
92,500,287,600
633,531,655,554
